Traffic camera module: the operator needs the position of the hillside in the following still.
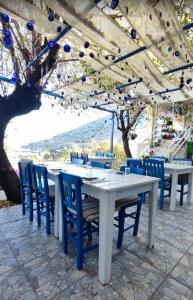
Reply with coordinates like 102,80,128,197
24,116,122,152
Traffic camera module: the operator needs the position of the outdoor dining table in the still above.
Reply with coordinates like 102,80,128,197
48,163,159,284
164,163,193,211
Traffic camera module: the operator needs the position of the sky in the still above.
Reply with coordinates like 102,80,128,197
5,96,109,150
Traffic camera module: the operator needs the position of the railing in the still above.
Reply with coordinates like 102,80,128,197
169,124,192,158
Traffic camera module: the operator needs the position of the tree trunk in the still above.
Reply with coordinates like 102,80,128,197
0,123,21,203
122,131,132,158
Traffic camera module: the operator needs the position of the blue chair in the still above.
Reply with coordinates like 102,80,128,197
106,152,115,158
80,153,88,164
71,158,84,165
127,159,142,168
115,167,144,249
172,158,193,205
58,172,99,270
151,156,168,163
143,159,171,209
90,161,110,169
18,160,34,221
32,165,55,234
70,152,79,161
95,151,104,157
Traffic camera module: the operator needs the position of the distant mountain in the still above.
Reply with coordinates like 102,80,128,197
24,116,122,152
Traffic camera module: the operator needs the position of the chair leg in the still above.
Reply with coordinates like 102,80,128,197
46,200,51,234
117,208,125,249
133,201,142,236
29,193,33,222
179,184,184,206
22,192,25,215
37,197,41,226
77,219,83,270
159,183,164,209
87,222,92,242
62,212,68,254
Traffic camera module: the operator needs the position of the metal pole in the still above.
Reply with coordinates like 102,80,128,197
110,112,115,152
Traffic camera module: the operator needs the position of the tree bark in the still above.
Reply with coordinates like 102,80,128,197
122,131,132,158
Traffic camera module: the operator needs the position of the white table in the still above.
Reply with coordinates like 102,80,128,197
88,156,114,168
48,164,159,284
164,163,193,211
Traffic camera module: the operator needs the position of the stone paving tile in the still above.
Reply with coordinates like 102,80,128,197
22,248,87,299
126,236,184,273
109,251,166,299
151,277,193,300
9,229,61,265
0,241,18,275
53,273,123,300
1,217,42,241
171,252,193,290
0,205,27,225
0,268,39,300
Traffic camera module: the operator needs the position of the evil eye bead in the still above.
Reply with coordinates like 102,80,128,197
1,13,10,23
175,50,180,57
48,40,56,49
63,44,71,52
3,29,11,37
84,41,89,48
131,28,137,39
26,22,34,31
81,75,86,82
57,26,62,33
48,14,55,21
79,51,84,57
111,0,119,9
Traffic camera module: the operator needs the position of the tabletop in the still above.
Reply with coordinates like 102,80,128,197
165,163,193,171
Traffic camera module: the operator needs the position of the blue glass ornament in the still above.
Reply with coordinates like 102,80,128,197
111,0,119,9
175,50,180,57
13,72,18,78
4,37,11,48
79,51,84,57
3,29,11,37
63,44,71,52
84,41,89,48
1,13,10,23
82,75,86,82
89,52,94,58
131,28,137,39
11,76,17,83
48,40,56,49
57,74,61,79
48,14,54,21
26,22,34,31
128,78,132,83
57,26,62,32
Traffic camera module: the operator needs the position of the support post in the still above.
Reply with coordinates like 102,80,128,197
110,112,115,152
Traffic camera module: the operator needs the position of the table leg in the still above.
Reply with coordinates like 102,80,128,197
170,171,178,211
187,171,193,204
98,195,115,284
148,181,158,248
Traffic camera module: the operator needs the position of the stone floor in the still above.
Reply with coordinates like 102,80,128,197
1,199,193,300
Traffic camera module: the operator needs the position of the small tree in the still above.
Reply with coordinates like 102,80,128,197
115,105,146,158
0,16,60,203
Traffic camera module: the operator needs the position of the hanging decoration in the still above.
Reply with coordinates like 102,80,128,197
63,44,71,52
26,22,34,31
111,0,119,10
